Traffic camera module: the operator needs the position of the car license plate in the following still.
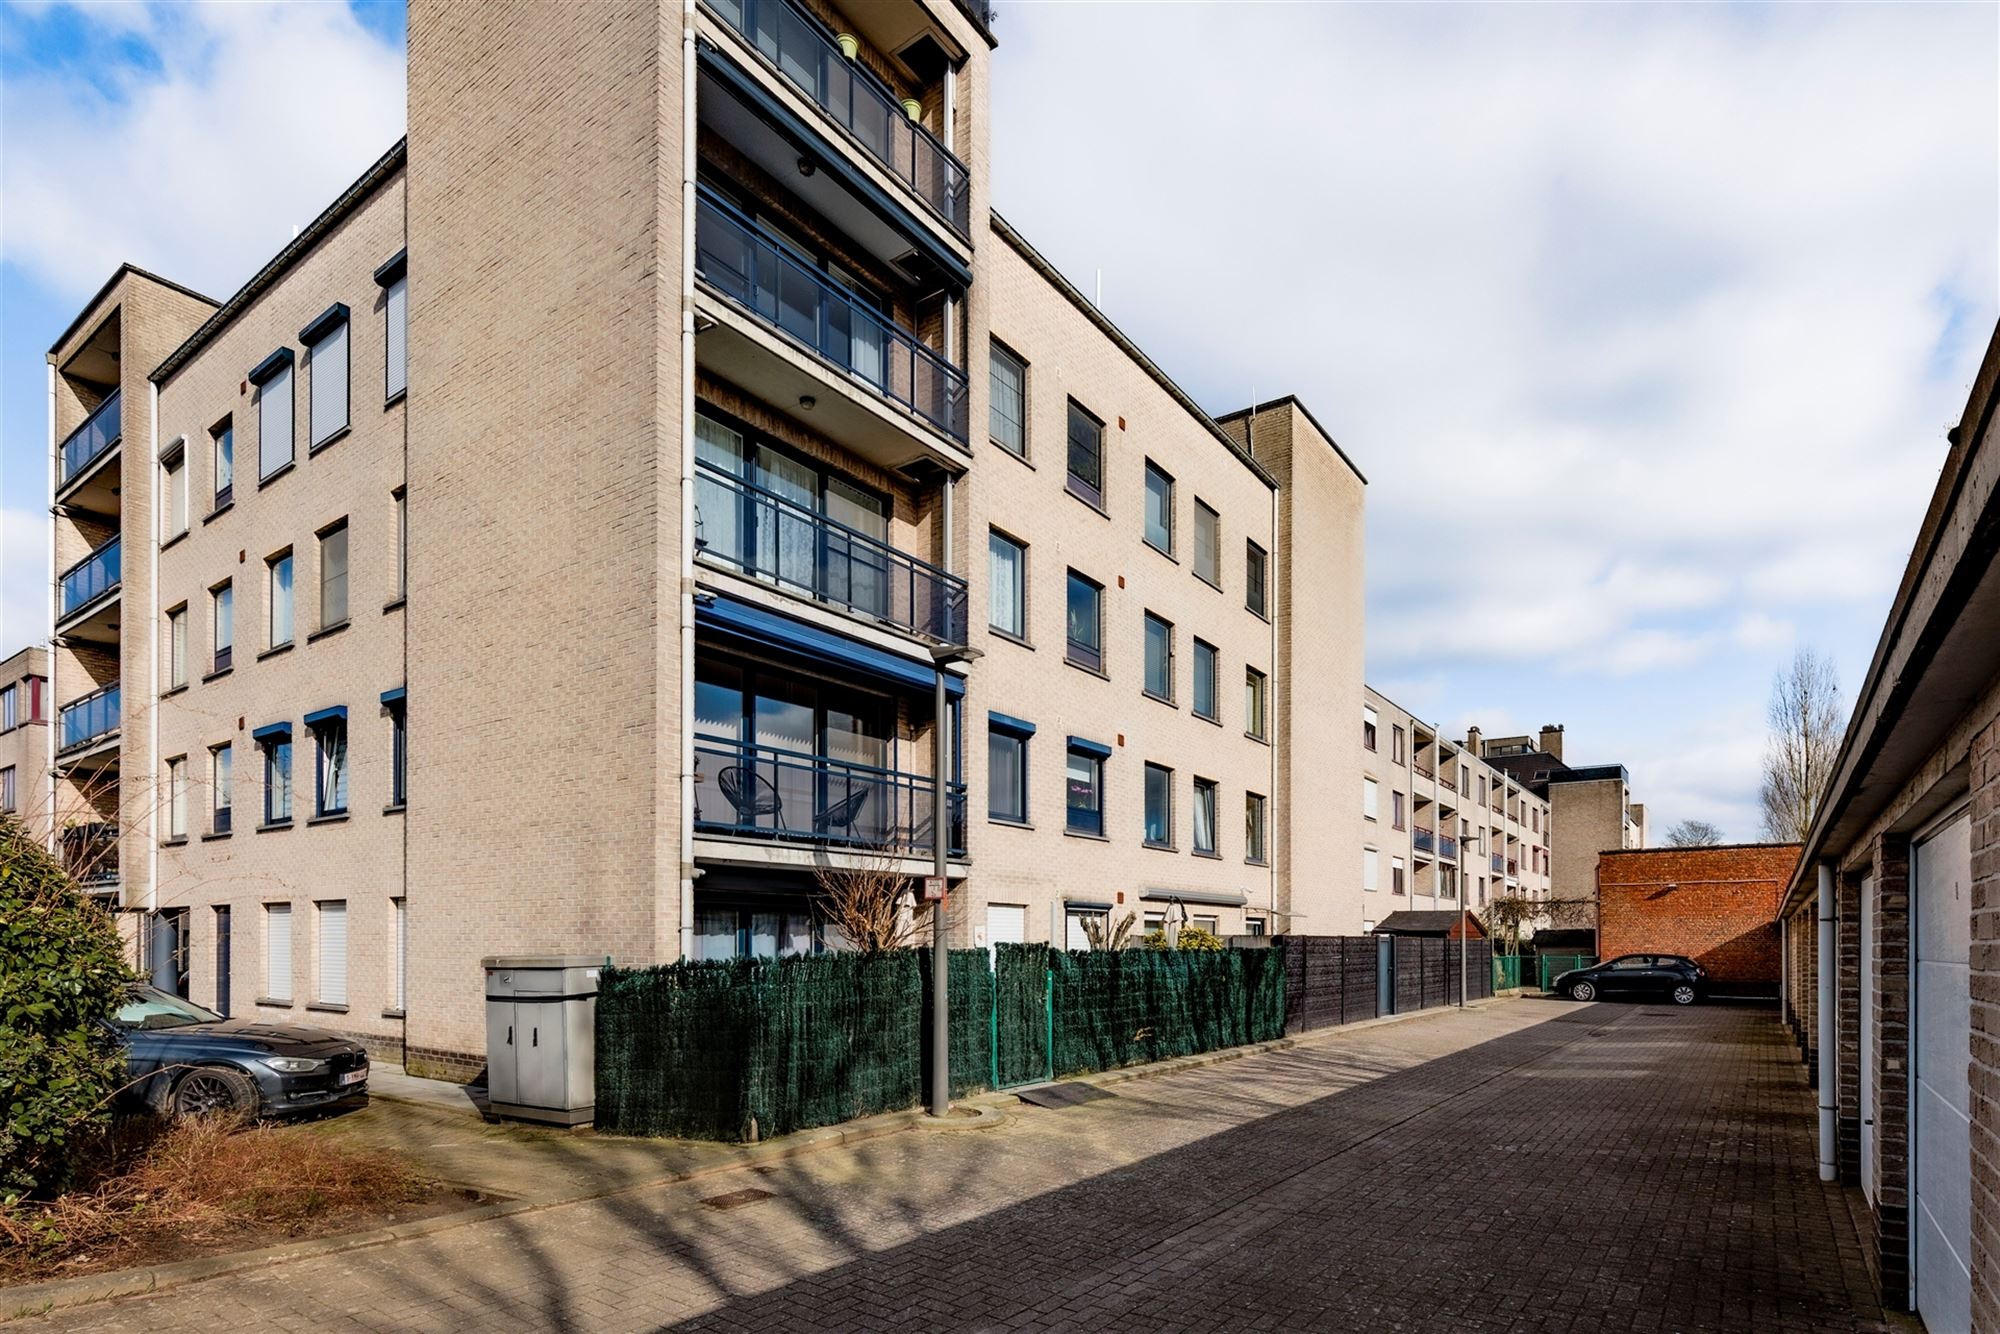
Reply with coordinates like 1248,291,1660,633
339,1068,367,1086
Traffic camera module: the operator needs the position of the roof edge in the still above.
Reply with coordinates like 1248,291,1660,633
151,137,408,387
1215,394,1369,487
988,210,1276,491
1601,842,1801,856
47,264,220,361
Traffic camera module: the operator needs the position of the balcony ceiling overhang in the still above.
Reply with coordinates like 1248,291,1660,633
697,52,971,290
56,593,121,646
56,734,121,774
54,447,122,515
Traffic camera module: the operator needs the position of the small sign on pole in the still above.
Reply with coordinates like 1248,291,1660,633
921,876,947,902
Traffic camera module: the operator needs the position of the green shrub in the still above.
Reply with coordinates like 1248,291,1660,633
0,814,135,1202
1141,926,1225,952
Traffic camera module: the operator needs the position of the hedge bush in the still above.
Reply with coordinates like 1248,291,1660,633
0,815,135,1201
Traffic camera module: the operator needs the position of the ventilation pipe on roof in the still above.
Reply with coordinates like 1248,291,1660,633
1817,861,1836,1183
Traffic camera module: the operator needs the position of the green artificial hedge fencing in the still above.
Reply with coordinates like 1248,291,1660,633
596,944,1286,1141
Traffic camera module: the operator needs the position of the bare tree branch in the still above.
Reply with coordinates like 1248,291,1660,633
1759,646,1843,843
1662,818,1724,847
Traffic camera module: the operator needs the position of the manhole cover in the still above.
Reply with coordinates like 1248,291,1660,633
1015,1082,1115,1110
701,1188,774,1211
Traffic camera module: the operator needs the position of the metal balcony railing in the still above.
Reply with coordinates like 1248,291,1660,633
59,389,122,486
59,682,120,753
61,821,119,888
694,735,966,858
1413,763,1435,781
695,187,969,444
59,536,121,619
1438,773,1458,792
707,0,970,234
695,462,967,643
1414,826,1435,855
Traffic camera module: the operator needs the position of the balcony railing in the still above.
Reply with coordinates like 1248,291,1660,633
1413,763,1435,781
60,682,120,753
694,735,966,858
1414,826,1435,855
59,389,122,486
59,536,121,619
61,821,119,889
707,0,970,235
1438,774,1458,793
696,187,969,444
1438,833,1459,861
1491,853,1505,873
695,463,967,643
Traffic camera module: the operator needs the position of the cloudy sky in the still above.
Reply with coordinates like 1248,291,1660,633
3,2,1994,840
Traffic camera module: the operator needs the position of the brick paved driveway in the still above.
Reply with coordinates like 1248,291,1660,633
24,1000,1899,1333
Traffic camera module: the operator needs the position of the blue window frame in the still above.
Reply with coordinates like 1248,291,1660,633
1066,737,1109,836
1066,570,1103,672
988,712,1033,823
306,708,348,818
255,725,292,826
1144,762,1172,847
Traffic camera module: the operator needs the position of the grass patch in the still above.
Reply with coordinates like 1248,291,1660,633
1,1116,454,1286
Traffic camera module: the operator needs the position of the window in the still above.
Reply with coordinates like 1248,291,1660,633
253,350,294,479
318,520,349,628
0,766,14,812
1245,792,1267,863
303,305,350,448
383,268,408,401
311,714,348,817
1193,914,1219,936
392,898,408,1012
1363,848,1379,892
1363,776,1379,821
1245,668,1267,740
387,697,407,809
989,340,1026,456
1363,705,1379,751
1143,461,1174,554
267,550,294,648
1440,867,1458,900
161,447,187,537
165,606,187,690
1065,571,1103,671
1143,613,1173,701
988,530,1025,638
212,419,233,508
264,903,293,1002
393,489,407,601
1192,640,1219,721
1392,856,1406,894
316,900,347,1006
1065,743,1105,836
1192,777,1218,855
1193,501,1220,587
165,756,188,840
1477,775,1488,804
1065,399,1103,507
210,583,233,672
262,733,293,825
1245,917,1266,937
1143,763,1172,847
987,716,1030,823
1392,790,1406,830
210,743,232,835
0,685,13,730
1392,724,1405,764
1246,540,1268,617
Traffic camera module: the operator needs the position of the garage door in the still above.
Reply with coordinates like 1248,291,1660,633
1912,810,1971,1333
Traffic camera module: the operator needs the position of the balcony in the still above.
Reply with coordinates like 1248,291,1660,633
707,0,968,236
694,187,970,463
58,389,122,489
60,821,119,893
694,736,966,858
59,536,121,624
695,462,966,643
59,682,120,757
1414,826,1436,857
1491,853,1505,873
1413,763,1435,781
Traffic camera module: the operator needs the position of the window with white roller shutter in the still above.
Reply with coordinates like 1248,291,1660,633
264,903,292,1001
316,900,347,1007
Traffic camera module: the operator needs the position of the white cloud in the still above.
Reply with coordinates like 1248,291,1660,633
1,1,405,300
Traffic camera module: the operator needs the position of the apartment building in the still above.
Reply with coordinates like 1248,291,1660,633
43,0,1365,1079
0,647,52,845
1479,725,1646,900
1353,688,1553,933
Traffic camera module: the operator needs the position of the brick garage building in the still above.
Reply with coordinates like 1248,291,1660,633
1597,843,1800,995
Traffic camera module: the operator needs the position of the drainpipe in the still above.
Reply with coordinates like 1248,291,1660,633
44,363,57,848
677,0,699,961
1816,861,1836,1182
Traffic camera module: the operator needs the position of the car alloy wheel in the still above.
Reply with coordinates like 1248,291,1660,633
1568,980,1596,1002
173,1066,256,1120
1672,984,1697,1006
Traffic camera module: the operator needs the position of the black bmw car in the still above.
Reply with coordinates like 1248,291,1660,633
1552,954,1706,1006
109,985,370,1119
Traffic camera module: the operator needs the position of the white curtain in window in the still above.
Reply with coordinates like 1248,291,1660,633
755,446,816,592
694,907,738,961
988,533,1023,637
317,724,348,813
695,416,746,563
1193,782,1216,853
269,556,293,645
320,526,348,627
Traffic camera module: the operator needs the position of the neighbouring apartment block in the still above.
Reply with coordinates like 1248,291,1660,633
1349,687,1553,934
1596,843,1798,995
0,647,52,844
43,0,1365,1078
1778,320,1999,1334
1479,724,1647,900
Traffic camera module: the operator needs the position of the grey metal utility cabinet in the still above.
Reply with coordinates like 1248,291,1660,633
482,955,603,1126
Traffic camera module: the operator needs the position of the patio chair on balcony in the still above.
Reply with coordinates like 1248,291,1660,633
716,766,785,833
813,787,872,843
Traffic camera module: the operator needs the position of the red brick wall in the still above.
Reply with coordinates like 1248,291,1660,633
1597,844,1802,988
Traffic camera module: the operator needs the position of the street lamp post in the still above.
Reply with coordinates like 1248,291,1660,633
929,641,980,1118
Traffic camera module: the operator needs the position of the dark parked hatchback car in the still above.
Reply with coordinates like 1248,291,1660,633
109,986,370,1119
1553,954,1705,1006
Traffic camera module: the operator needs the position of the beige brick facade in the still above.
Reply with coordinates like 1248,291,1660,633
0,647,51,844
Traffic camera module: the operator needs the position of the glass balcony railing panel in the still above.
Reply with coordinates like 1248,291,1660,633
696,188,969,444
61,821,120,888
1414,827,1436,854
59,389,123,485
694,736,966,858
707,0,970,234
1439,835,1459,861
1491,853,1505,873
694,463,967,643
60,683,120,752
59,537,122,618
